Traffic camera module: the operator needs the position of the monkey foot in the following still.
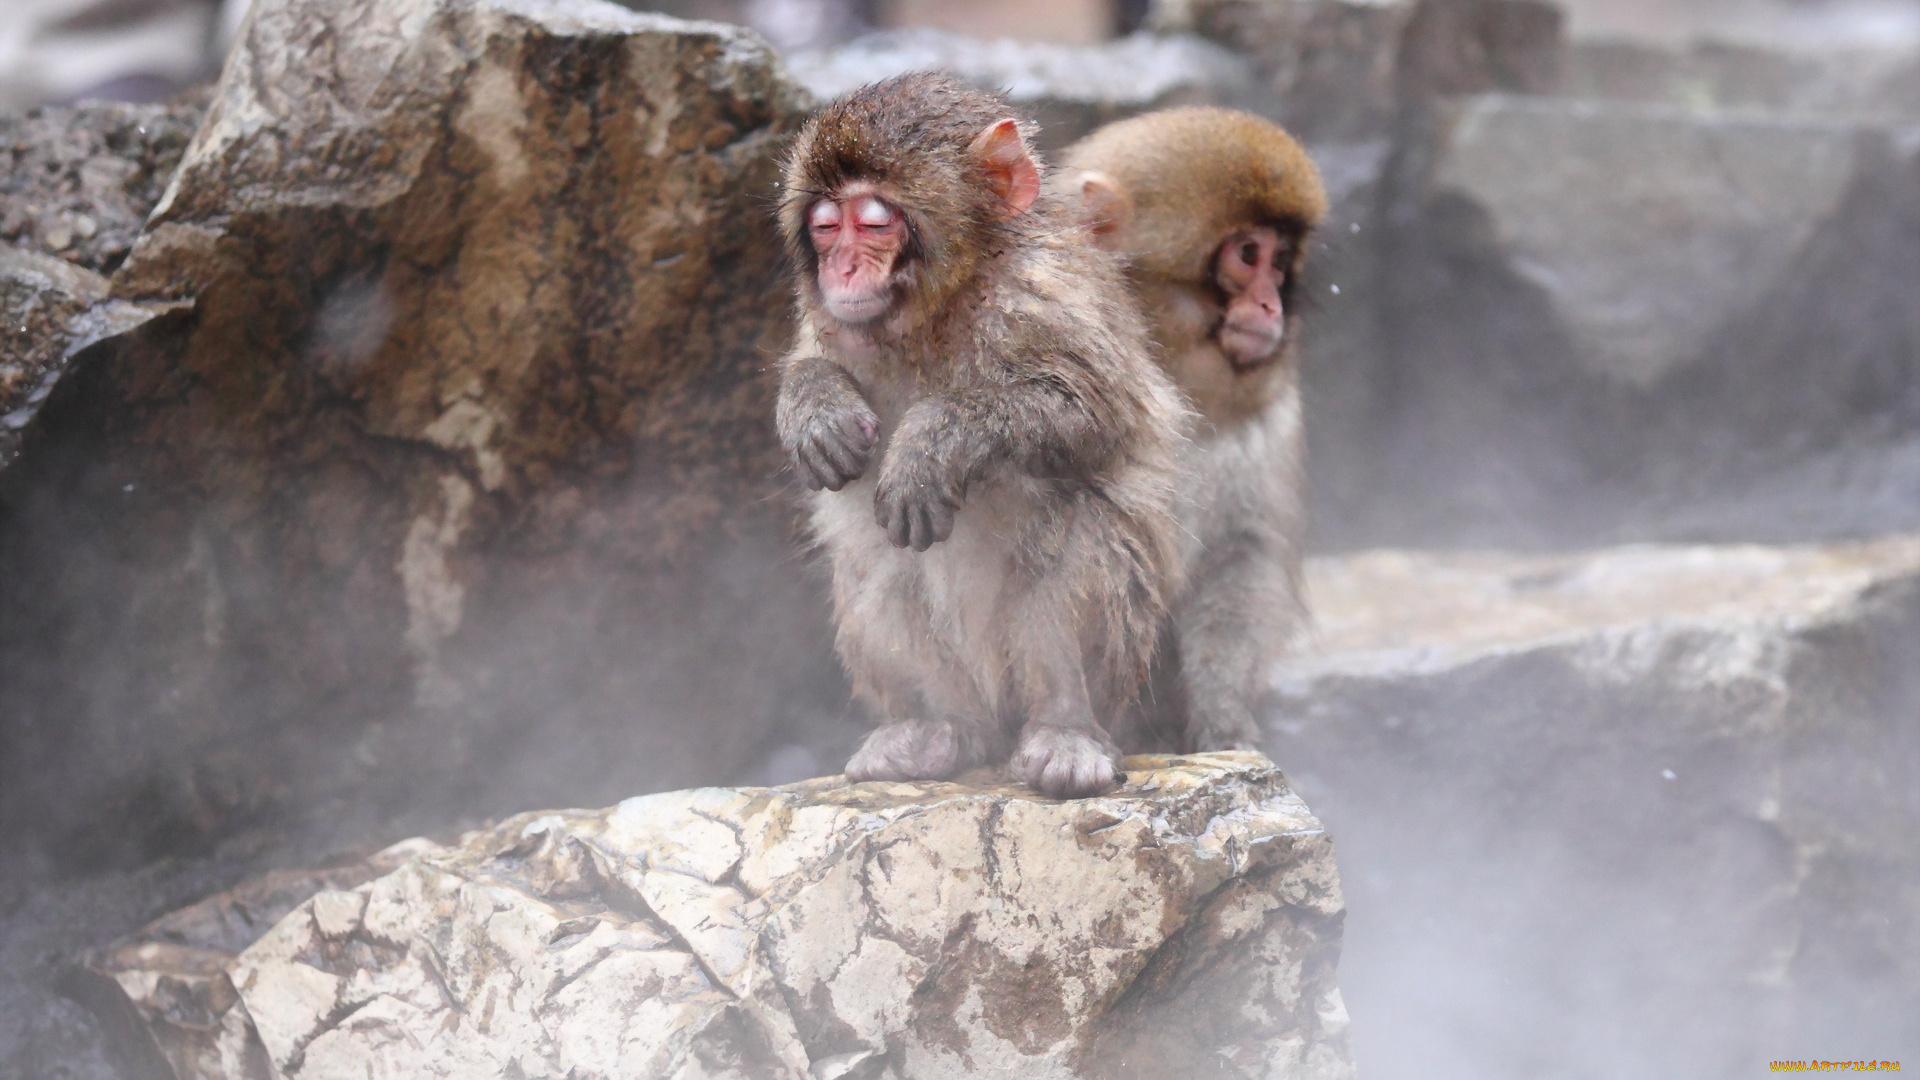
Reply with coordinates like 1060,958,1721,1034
845,719,963,783
1010,725,1121,799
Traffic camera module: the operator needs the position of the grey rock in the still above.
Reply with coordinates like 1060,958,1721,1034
784,28,1256,151
68,839,438,1080
1270,539,1920,1073
87,755,1353,1080
1312,94,1920,549
1417,96,1860,389
1558,39,1920,125
1164,0,1564,142
0,99,206,274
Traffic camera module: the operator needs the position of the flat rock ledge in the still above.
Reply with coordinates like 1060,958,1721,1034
89,753,1351,1080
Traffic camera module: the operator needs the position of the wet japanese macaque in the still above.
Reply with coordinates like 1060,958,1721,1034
775,73,1189,798
1060,107,1328,753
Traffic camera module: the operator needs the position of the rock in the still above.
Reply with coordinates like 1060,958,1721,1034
1269,540,1920,1072
0,100,207,274
1313,94,1920,549
68,839,440,1080
1557,39,1920,125
1163,0,1563,143
86,755,1353,1080
0,247,155,466
1392,0,1565,101
0,0,845,876
1407,96,1862,390
1159,0,1416,143
783,28,1256,152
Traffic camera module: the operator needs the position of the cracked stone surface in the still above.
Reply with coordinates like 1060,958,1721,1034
1269,539,1920,1074
86,754,1352,1080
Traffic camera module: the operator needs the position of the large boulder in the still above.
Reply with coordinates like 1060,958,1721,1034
1313,94,1920,549
0,0,845,876
82,754,1353,1080
1270,539,1920,1075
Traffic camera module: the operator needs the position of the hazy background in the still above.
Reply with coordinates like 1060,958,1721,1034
3,0,1918,1078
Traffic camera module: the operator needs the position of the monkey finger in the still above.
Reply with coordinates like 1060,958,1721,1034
910,502,936,552
878,493,910,547
799,444,841,491
817,431,866,483
927,499,955,546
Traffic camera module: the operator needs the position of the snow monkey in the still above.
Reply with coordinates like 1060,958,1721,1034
775,73,1190,798
1060,107,1328,753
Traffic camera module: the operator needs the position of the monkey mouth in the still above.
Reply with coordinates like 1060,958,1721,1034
1217,323,1284,373
824,292,893,324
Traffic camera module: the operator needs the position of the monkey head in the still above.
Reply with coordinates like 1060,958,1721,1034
779,73,1043,332
1062,107,1326,373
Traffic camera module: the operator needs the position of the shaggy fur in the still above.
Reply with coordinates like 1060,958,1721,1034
776,74,1190,795
1062,107,1327,752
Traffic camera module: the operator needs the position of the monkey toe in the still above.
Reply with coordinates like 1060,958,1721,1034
845,719,961,782
1011,726,1120,798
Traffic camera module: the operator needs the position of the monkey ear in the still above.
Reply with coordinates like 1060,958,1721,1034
1074,170,1133,241
970,119,1041,217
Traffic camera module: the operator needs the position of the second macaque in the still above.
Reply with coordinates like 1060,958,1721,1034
1060,108,1328,753
775,74,1189,797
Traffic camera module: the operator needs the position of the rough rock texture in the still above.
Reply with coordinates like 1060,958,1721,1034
0,0,843,877
0,100,207,275
86,755,1352,1080
0,247,154,466
1311,93,1920,550
784,28,1256,152
1269,539,1920,1076
68,839,439,1080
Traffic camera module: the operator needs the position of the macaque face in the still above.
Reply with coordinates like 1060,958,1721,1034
809,184,909,325
1213,225,1293,371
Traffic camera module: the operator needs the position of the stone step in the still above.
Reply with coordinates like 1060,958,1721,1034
1269,538,1920,1072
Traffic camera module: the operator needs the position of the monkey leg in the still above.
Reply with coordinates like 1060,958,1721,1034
1004,581,1126,799
828,535,997,783
1174,536,1304,753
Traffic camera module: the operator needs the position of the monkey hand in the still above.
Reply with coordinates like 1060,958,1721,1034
873,409,967,551
782,386,878,492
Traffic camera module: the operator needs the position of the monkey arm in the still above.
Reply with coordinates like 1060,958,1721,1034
777,354,878,492
873,373,1118,551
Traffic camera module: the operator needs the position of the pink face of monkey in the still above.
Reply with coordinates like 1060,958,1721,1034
804,119,1040,328
1212,225,1291,371
807,184,908,325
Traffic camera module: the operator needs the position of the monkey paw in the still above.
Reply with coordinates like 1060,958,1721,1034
1010,725,1121,798
873,448,963,551
845,719,962,783
789,402,877,492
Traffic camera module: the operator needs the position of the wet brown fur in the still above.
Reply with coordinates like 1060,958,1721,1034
776,74,1191,796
